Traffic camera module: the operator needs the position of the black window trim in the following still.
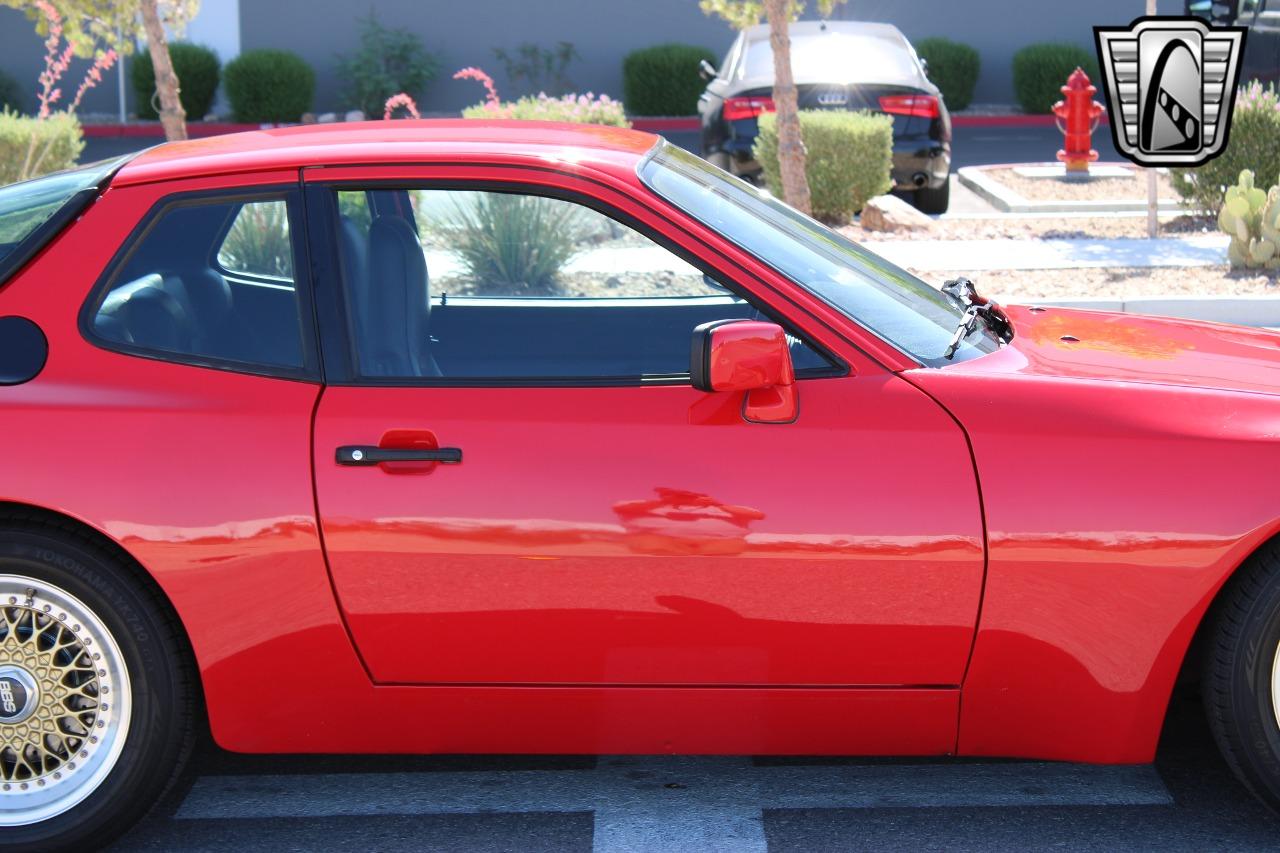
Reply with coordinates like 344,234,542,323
78,184,323,383
303,171,848,388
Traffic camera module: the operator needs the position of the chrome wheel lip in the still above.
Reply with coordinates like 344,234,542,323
1273,638,1280,735
0,575,132,827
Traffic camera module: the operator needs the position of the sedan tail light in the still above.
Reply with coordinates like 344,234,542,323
878,94,940,118
723,96,776,121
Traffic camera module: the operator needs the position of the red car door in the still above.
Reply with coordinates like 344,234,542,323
305,163,985,688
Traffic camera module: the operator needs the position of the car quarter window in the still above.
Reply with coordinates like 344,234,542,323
329,186,836,383
86,190,311,375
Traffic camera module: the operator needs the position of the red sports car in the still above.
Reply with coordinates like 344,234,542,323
1,121,1279,851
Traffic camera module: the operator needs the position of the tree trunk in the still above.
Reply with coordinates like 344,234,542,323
140,0,187,141
764,0,811,215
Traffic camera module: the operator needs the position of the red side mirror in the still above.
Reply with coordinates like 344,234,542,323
691,320,798,424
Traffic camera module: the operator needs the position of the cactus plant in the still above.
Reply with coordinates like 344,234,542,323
1218,170,1280,270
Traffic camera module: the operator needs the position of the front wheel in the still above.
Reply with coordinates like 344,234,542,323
1203,543,1280,813
0,520,195,851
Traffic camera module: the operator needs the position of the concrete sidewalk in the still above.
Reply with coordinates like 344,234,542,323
862,234,1229,272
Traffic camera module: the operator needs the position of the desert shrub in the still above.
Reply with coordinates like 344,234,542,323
493,42,579,96
1011,42,1098,114
337,11,439,117
1171,81,1280,214
754,110,893,222
915,37,979,111
131,42,220,120
217,201,293,278
434,192,592,294
0,110,83,185
623,43,717,116
462,91,630,126
0,70,21,114
223,49,314,123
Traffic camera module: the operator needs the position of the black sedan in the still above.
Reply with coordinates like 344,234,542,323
697,20,952,213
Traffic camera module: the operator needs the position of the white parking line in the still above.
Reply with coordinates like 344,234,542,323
176,756,1172,853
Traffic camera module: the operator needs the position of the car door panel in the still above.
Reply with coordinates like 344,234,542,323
314,374,984,687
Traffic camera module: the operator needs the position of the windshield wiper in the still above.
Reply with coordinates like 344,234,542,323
941,277,1012,360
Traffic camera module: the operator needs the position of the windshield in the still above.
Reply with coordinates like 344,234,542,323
0,159,120,275
638,143,1000,366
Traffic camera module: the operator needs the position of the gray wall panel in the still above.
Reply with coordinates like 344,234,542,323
0,0,1202,119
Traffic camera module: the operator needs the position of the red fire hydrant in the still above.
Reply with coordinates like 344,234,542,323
1053,67,1104,177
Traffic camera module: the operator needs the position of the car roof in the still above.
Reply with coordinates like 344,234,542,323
112,120,662,187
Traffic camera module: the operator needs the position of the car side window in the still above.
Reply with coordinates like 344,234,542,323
331,187,836,383
86,190,310,374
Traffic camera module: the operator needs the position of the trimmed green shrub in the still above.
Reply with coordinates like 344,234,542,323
1172,81,1280,214
0,70,21,115
0,110,84,185
223,49,314,123
1011,42,1098,114
623,43,717,116
753,110,893,222
336,11,439,117
131,42,220,120
462,92,630,126
916,37,979,111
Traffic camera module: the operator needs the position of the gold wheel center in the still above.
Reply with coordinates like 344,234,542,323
0,605,101,785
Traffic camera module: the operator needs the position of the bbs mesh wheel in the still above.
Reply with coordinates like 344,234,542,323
0,577,131,824
0,518,195,852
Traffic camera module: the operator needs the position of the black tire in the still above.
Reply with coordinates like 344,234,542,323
914,178,950,214
1202,542,1280,813
0,516,196,851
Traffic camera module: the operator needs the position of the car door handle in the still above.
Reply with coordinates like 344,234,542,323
336,445,463,465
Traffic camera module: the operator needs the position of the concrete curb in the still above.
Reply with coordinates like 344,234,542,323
957,165,1187,214
1030,295,1280,327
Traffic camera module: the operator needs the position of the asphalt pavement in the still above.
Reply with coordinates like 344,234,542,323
109,691,1279,852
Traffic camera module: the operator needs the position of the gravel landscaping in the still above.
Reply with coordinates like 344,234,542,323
982,167,1177,202
909,265,1280,303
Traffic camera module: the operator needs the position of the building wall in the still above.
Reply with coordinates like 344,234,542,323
239,0,1187,114
0,0,1192,119
831,0,1185,105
